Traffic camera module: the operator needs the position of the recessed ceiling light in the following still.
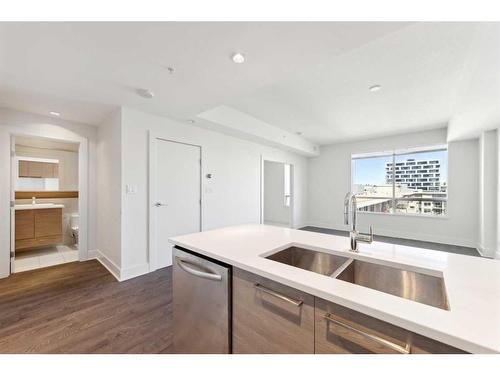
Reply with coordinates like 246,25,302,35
136,88,154,99
49,111,60,116
369,85,381,92
231,53,245,64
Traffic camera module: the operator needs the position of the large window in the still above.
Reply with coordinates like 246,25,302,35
351,146,448,216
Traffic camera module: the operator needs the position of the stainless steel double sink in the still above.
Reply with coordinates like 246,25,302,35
265,246,449,310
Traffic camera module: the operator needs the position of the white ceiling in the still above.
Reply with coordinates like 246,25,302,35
227,23,498,144
15,135,79,152
0,22,498,145
0,22,410,125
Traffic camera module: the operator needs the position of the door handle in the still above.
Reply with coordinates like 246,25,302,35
175,257,222,281
154,202,168,207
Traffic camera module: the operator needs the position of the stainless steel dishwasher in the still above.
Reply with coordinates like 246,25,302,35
172,246,231,354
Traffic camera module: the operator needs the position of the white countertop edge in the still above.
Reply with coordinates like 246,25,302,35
169,233,499,354
14,204,65,210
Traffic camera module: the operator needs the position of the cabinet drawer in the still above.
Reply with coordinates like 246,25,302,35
315,298,465,354
232,268,314,353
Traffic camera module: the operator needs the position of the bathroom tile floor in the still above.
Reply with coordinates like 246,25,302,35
14,245,79,273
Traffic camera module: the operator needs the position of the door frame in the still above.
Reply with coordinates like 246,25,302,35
7,132,89,274
260,155,294,228
148,132,203,272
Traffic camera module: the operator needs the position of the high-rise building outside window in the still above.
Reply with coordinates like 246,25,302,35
351,146,448,216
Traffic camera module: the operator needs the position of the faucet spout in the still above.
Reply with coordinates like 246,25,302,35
344,191,373,252
343,192,357,231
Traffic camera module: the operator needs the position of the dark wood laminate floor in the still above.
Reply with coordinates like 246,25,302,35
300,226,480,257
0,260,173,353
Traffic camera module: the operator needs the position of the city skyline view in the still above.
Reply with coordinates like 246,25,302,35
353,150,448,187
352,149,448,215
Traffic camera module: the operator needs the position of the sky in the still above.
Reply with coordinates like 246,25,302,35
353,150,448,185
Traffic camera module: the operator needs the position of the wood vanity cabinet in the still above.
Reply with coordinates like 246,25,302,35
18,160,58,178
232,268,315,353
15,208,63,251
314,298,466,354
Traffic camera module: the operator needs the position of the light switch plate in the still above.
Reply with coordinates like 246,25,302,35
126,184,137,194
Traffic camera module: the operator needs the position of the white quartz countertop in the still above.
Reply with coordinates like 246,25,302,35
170,224,500,354
15,203,65,210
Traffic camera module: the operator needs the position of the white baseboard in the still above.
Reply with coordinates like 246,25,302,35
476,243,497,258
305,222,477,249
87,249,150,281
88,249,120,281
120,263,150,281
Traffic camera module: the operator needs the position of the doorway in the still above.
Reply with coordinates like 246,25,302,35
262,159,293,228
149,137,202,271
10,135,81,273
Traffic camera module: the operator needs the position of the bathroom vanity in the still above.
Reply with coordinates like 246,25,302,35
15,204,64,251
170,225,500,354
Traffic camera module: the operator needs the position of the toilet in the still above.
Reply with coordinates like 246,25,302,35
70,213,79,247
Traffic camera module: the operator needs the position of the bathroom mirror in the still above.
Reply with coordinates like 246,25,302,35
15,157,60,191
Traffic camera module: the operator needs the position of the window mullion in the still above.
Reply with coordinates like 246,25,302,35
392,152,396,213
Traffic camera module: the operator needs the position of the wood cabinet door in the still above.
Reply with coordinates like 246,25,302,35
42,162,54,178
18,160,30,177
34,208,62,237
315,298,465,354
15,210,35,240
28,161,43,177
52,163,59,178
232,268,314,354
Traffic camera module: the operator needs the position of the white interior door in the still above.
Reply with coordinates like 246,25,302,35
153,139,201,269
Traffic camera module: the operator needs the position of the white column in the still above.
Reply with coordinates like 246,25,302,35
478,129,498,257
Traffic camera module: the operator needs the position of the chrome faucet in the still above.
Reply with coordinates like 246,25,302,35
344,192,374,252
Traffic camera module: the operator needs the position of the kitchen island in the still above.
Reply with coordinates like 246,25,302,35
169,224,500,354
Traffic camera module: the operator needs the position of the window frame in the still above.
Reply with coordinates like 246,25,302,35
350,145,448,217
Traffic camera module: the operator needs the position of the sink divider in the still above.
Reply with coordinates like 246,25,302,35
329,258,354,278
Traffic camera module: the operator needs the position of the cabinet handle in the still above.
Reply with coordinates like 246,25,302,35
175,257,222,281
324,313,411,354
254,283,303,307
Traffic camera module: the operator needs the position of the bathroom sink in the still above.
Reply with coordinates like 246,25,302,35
265,246,349,276
335,259,449,310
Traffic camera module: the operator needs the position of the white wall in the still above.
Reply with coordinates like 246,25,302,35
0,108,97,278
264,161,290,226
308,128,480,247
96,109,122,273
497,130,500,259
120,107,308,276
478,129,498,257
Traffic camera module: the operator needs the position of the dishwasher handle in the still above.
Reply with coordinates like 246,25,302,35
175,257,223,281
